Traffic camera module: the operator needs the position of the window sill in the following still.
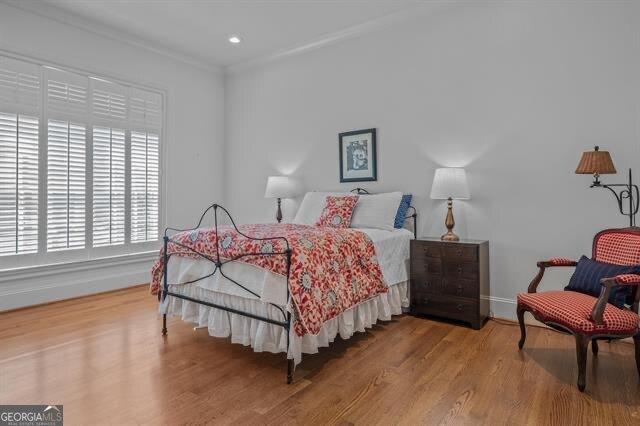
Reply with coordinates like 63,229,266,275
0,250,158,283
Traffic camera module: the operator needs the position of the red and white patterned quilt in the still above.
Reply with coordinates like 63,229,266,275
150,223,388,336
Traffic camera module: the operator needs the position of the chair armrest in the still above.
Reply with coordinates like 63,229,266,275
537,257,578,268
612,274,640,285
590,275,640,325
527,258,578,293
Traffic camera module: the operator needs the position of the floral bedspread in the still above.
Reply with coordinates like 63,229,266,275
150,223,387,336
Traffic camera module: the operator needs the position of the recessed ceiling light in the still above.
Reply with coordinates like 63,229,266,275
228,35,242,44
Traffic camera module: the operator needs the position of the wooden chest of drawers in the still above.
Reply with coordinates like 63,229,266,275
409,238,490,329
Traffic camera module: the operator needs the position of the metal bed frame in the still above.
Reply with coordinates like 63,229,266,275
157,188,417,383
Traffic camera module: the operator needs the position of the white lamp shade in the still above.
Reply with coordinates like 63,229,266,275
430,168,471,200
264,176,299,199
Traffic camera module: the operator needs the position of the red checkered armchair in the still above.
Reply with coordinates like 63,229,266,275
517,227,640,392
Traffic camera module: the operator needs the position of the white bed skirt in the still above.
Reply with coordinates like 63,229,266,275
160,281,409,365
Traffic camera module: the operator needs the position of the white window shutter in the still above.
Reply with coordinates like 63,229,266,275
91,78,127,248
131,131,159,242
16,115,39,254
131,88,161,130
130,88,161,243
0,56,40,114
45,67,88,118
0,113,16,255
47,120,86,250
0,56,40,256
130,131,146,243
45,67,88,251
146,132,159,241
91,77,127,123
0,113,39,256
93,126,125,247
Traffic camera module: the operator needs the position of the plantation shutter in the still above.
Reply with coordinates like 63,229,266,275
130,88,161,243
0,52,163,265
91,78,127,247
45,67,88,251
0,56,40,114
130,88,161,130
0,57,40,256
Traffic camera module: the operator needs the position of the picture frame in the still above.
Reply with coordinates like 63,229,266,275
339,128,377,183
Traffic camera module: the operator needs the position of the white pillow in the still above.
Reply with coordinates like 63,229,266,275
349,191,403,231
293,192,346,225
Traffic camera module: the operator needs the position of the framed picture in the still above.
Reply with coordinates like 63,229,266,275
339,128,377,182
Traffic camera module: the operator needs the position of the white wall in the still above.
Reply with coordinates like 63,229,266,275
225,1,640,319
0,3,225,310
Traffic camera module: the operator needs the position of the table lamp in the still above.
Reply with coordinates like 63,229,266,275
264,176,299,223
430,168,470,241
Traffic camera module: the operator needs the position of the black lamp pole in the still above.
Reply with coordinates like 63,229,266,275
591,168,639,227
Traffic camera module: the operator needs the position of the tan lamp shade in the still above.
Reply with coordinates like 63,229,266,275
575,146,616,175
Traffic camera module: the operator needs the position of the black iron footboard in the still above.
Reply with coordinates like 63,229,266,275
159,194,417,384
158,203,295,383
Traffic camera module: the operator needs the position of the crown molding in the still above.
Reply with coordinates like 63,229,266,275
1,0,223,75
225,2,441,75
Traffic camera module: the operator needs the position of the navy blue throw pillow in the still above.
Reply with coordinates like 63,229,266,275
565,255,640,308
394,194,413,229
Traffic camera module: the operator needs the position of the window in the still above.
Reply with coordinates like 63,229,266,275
45,67,88,251
0,56,40,256
0,53,163,267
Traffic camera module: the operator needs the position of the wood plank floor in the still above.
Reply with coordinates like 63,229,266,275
0,286,639,425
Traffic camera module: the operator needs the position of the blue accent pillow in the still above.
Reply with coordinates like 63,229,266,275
565,255,640,308
394,194,413,229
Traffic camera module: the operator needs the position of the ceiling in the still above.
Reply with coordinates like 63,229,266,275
36,0,425,69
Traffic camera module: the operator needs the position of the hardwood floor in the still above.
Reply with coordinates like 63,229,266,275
0,286,639,425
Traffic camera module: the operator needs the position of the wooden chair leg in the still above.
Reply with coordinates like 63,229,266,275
591,339,598,356
517,304,527,349
575,334,589,392
634,334,640,380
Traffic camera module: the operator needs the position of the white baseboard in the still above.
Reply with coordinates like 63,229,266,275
484,295,517,321
0,254,155,311
483,295,548,327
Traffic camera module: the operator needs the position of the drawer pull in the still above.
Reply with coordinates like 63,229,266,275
457,266,463,274
457,285,463,295
456,249,463,256
457,304,463,311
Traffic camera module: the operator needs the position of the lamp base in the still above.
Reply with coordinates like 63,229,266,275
276,198,283,223
441,197,460,242
441,230,460,242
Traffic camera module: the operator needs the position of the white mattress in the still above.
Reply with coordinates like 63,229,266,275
165,227,413,306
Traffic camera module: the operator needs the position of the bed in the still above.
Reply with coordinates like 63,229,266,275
152,189,416,383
